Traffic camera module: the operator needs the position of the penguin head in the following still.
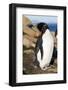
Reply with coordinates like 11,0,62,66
37,22,49,34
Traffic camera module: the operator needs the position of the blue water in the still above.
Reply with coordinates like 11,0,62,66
48,23,57,32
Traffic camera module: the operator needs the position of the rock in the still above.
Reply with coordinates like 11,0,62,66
23,15,32,26
23,50,34,54
23,37,35,48
23,16,41,50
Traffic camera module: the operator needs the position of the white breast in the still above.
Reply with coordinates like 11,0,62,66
37,29,54,70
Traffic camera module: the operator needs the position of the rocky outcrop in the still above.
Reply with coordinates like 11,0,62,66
23,16,41,52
